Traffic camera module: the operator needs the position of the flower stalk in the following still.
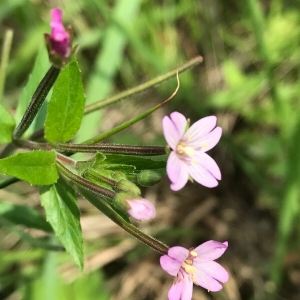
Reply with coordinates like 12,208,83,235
13,65,60,140
56,160,169,254
53,143,166,155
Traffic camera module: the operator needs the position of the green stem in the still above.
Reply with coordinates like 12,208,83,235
0,29,13,103
78,186,169,254
56,161,168,254
13,65,60,140
53,143,166,155
83,56,203,115
56,160,116,200
83,77,180,144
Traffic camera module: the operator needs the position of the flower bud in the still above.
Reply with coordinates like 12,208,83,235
44,8,73,67
137,170,161,187
126,198,156,220
116,179,141,195
114,193,156,221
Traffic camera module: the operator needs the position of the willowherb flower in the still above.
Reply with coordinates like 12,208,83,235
45,8,73,67
49,8,70,58
126,198,156,220
160,240,229,300
162,112,222,191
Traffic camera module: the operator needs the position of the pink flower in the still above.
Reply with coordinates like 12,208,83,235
160,241,229,300
126,198,156,220
49,9,70,58
162,112,222,191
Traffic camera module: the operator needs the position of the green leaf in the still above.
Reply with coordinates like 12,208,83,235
0,150,58,185
45,59,86,143
0,202,52,232
39,178,84,270
0,105,15,143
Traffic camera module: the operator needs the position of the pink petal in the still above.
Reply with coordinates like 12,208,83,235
160,255,182,276
168,246,189,263
168,280,183,300
162,112,187,149
167,152,189,191
51,8,63,24
184,116,217,143
194,240,228,262
193,261,229,283
168,275,193,300
193,152,221,180
193,268,224,292
188,127,222,152
188,159,219,188
126,198,156,220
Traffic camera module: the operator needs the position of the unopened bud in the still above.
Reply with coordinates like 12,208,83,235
114,193,156,221
45,8,74,67
138,170,161,187
116,179,141,195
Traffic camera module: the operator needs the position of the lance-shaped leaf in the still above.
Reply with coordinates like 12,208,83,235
0,150,58,185
39,178,84,270
0,105,15,143
45,59,86,143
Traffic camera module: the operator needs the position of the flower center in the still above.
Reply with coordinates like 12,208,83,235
181,249,198,275
176,142,195,157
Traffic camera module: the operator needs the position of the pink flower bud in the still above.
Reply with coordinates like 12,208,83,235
49,9,70,58
126,198,156,220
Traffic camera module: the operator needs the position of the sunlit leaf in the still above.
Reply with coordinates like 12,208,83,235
0,150,58,185
45,59,86,143
39,178,84,270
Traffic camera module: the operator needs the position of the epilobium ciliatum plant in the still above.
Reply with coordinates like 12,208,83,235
0,9,228,300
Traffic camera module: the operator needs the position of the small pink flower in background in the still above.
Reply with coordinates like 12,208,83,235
162,112,222,191
160,240,229,300
126,198,156,220
49,9,71,58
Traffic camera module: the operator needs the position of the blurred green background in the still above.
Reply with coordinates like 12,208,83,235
1,0,300,299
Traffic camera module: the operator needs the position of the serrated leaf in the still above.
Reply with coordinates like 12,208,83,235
15,47,51,137
39,178,84,270
0,150,58,185
45,59,86,143
0,105,15,143
0,202,52,232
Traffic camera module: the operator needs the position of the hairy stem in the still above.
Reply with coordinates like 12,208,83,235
13,65,60,140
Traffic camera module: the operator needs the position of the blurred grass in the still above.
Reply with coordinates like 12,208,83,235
1,0,300,299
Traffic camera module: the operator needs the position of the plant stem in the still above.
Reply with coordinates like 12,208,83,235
56,161,169,254
78,186,169,254
13,65,60,140
83,56,203,115
83,75,180,144
53,143,166,155
56,160,116,200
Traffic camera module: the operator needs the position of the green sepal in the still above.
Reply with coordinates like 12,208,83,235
0,150,58,185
